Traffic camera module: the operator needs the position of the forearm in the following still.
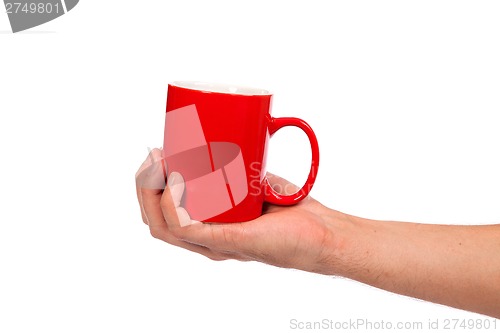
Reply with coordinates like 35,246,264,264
326,211,500,318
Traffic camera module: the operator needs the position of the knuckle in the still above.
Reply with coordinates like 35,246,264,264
221,228,237,247
169,226,183,239
159,198,170,211
149,226,162,239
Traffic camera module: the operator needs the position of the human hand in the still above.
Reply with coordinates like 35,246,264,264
136,149,342,274
136,150,500,318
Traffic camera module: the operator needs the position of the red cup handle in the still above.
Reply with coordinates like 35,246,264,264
263,117,320,205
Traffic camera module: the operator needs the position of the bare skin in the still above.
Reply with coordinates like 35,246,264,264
136,149,500,318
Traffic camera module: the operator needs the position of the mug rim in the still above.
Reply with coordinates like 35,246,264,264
170,81,271,96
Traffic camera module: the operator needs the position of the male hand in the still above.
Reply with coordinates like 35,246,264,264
136,149,340,274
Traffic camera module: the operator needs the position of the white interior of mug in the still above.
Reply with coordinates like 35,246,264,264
171,81,271,96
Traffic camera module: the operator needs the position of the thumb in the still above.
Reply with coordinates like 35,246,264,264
165,172,200,227
167,171,185,208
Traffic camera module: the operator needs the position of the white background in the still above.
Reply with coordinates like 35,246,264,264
1,1,499,332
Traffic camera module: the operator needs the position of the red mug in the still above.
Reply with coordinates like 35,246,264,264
163,81,319,222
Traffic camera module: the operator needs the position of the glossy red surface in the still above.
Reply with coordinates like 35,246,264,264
165,84,319,222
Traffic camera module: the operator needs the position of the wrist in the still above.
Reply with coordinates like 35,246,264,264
319,209,373,277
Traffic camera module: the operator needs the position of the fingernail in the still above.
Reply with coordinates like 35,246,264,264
176,209,201,227
176,207,192,227
136,148,163,178
168,172,185,207
167,171,179,187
